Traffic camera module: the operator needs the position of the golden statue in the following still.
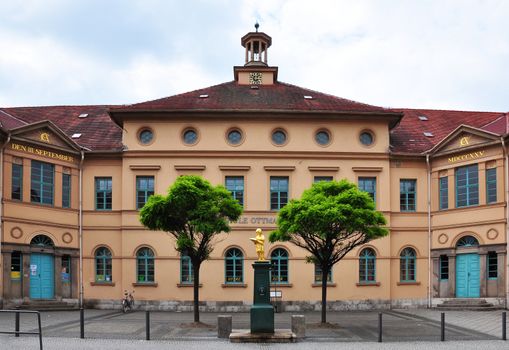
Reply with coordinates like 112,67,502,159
250,228,266,261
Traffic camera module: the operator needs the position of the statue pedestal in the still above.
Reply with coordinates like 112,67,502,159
250,261,274,334
229,260,296,342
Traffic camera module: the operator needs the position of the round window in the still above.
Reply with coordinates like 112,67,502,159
360,131,374,146
183,129,198,145
139,129,153,145
227,129,243,145
271,130,287,145
315,130,330,146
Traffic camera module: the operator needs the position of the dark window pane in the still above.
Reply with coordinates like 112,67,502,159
455,165,478,207
440,255,449,280
225,176,244,206
270,177,288,210
486,168,497,204
487,251,498,279
11,163,23,200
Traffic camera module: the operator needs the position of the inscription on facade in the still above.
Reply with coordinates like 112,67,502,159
230,215,277,225
11,143,75,163
448,150,484,163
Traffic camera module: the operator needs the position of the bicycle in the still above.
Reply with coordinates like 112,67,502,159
121,290,135,313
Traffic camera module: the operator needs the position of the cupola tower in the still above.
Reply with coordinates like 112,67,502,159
234,23,278,85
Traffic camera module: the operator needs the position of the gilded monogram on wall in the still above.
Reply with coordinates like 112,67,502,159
40,132,51,143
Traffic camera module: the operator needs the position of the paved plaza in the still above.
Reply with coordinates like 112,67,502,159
0,308,507,349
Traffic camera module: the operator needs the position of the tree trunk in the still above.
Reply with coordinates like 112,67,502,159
321,265,328,324
193,263,200,323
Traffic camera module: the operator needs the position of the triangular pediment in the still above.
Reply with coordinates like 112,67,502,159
429,125,500,156
9,120,81,154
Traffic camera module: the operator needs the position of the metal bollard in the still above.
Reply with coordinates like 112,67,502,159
15,308,20,338
503,312,506,341
37,312,43,350
80,308,84,339
441,312,445,341
146,310,150,341
378,312,382,343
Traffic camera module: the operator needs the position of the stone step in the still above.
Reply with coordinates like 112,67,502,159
440,299,490,306
435,298,503,311
437,304,494,309
6,300,79,311
438,302,491,307
435,306,503,311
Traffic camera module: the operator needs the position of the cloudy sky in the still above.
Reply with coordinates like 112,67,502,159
1,0,508,111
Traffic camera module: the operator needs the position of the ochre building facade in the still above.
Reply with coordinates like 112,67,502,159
0,29,507,311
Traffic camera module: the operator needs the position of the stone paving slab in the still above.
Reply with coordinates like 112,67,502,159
0,309,504,342
393,309,508,338
1,336,508,350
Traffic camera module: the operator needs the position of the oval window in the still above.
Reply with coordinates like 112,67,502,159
139,129,153,145
360,131,374,146
183,129,198,145
315,130,330,146
227,129,243,145
271,130,287,145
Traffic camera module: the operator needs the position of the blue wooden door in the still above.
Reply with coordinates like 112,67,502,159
456,253,480,298
30,253,55,299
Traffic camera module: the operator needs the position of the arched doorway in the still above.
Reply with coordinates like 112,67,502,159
455,236,480,298
29,235,55,299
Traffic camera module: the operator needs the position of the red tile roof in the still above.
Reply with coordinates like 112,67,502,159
110,81,393,114
0,105,123,151
0,109,28,129
1,86,506,155
391,109,505,154
482,114,509,135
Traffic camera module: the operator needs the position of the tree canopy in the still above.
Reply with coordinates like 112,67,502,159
139,175,242,322
269,179,388,323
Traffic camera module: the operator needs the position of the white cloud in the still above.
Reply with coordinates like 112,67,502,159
111,55,217,104
0,0,508,111
243,0,509,111
0,28,217,106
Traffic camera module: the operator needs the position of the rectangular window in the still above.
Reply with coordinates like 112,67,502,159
11,163,23,201
180,255,194,284
314,176,333,183
11,251,22,280
314,264,332,283
270,176,289,210
400,179,416,212
136,176,154,210
439,255,449,280
358,177,376,204
486,168,497,204
225,249,243,284
31,160,54,205
455,164,478,207
225,176,244,207
439,176,448,210
95,177,112,210
61,255,71,283
62,173,71,208
487,251,498,279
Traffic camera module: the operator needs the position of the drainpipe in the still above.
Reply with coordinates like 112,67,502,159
426,154,432,308
502,137,509,310
79,150,84,308
0,133,11,307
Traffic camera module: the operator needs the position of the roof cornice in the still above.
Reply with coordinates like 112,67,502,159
109,109,403,129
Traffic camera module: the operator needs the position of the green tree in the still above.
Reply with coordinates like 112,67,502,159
139,175,242,322
269,179,388,324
